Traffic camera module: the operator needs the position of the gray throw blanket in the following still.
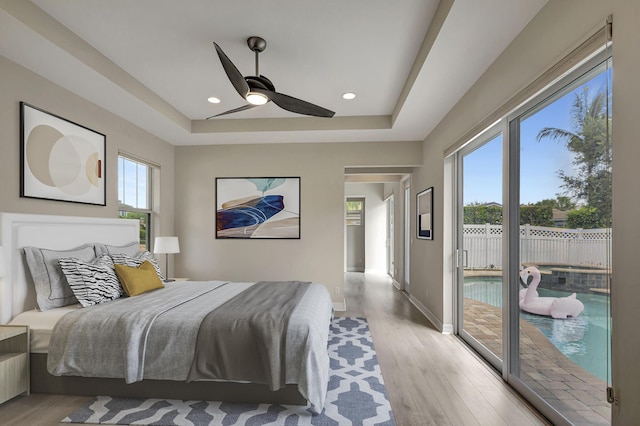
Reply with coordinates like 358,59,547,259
187,281,311,391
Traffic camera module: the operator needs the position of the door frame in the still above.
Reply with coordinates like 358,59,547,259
403,182,411,293
385,194,394,278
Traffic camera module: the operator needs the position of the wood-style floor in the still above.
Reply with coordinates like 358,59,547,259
340,272,550,426
0,272,550,425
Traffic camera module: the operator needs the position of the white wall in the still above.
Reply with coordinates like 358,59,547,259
411,1,639,423
174,141,421,309
345,183,387,274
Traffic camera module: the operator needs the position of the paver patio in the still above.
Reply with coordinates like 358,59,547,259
464,298,610,425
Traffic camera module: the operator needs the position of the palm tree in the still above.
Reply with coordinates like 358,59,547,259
536,86,612,227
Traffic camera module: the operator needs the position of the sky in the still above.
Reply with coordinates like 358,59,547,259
463,69,610,206
118,157,148,209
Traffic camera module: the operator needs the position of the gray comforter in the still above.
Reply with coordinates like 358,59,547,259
47,281,333,413
188,281,311,390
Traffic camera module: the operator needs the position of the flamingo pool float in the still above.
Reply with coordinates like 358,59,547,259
519,266,584,319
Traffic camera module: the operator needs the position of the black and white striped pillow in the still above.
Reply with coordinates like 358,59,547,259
59,255,124,307
110,251,165,281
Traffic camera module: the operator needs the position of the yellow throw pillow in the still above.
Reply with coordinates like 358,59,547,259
114,260,164,296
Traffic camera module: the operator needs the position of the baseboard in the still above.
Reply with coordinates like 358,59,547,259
333,298,346,312
392,279,402,291
407,294,452,334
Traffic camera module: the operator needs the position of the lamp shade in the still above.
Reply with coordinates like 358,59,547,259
154,236,180,254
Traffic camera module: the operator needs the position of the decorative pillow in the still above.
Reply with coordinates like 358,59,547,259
114,260,164,296
110,251,165,281
23,244,97,311
59,255,123,307
95,241,141,257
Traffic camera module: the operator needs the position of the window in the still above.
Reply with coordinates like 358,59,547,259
118,155,153,250
346,200,363,226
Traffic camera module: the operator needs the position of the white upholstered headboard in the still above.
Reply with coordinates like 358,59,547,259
0,213,139,324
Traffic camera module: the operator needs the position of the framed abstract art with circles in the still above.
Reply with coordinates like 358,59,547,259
20,102,106,206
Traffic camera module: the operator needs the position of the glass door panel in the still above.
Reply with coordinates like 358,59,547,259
458,133,503,368
514,64,611,425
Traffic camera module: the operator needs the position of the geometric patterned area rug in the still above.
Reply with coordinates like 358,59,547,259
62,317,395,425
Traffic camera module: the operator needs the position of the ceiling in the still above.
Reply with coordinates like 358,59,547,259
0,0,547,146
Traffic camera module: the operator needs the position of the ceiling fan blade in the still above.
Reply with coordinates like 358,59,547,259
205,104,259,119
213,42,249,98
254,89,335,118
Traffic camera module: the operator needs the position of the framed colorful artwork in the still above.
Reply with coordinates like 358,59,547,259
216,177,301,239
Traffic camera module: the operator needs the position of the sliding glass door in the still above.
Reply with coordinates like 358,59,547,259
455,49,612,425
457,128,503,369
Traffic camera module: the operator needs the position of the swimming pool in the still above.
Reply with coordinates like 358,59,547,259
464,277,611,381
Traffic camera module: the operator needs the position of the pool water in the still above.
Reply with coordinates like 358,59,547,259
464,277,611,381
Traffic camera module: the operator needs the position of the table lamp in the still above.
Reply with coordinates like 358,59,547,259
153,236,180,282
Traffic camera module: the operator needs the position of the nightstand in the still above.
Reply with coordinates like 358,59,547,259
0,325,29,404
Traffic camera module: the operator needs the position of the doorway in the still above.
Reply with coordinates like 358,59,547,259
346,197,365,272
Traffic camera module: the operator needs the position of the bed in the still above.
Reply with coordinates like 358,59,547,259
0,212,333,413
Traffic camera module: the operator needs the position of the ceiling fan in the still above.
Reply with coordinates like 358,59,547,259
207,36,335,119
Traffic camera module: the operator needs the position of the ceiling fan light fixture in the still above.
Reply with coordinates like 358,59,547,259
210,38,335,118
246,92,268,105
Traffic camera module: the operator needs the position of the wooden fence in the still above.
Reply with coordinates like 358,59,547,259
463,224,611,269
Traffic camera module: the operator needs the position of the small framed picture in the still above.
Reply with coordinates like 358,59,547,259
417,187,433,240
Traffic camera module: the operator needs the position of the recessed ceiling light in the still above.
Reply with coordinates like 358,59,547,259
207,97,221,104
342,92,356,100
